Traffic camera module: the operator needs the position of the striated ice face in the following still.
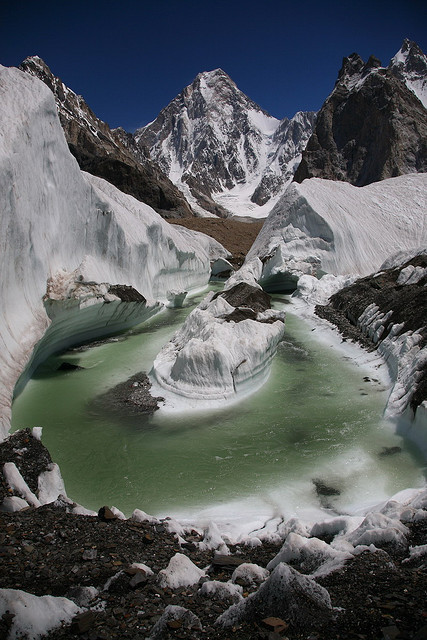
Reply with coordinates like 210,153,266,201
150,290,285,406
247,174,427,283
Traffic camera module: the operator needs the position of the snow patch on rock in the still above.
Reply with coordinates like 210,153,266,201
157,553,206,589
0,588,82,640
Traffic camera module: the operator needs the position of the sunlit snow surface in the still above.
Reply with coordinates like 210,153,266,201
241,174,427,286
0,589,82,640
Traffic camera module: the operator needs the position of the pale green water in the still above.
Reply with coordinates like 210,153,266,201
12,290,425,521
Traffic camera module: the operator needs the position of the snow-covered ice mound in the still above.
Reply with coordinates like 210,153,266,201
241,174,427,291
150,284,285,406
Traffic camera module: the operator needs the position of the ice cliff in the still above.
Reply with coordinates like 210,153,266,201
0,64,227,439
240,174,427,292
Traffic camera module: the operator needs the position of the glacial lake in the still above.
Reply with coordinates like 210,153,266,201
11,286,425,527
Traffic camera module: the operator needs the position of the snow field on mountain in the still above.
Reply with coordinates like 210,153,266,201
391,42,427,108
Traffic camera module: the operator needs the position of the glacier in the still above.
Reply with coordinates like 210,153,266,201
151,172,427,416
240,174,427,292
0,64,227,439
1,56,426,555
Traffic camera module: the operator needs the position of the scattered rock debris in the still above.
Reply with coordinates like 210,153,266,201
1,429,426,640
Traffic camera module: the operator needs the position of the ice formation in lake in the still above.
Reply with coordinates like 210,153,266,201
150,288,285,405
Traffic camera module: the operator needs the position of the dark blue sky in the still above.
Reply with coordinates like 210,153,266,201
2,0,426,131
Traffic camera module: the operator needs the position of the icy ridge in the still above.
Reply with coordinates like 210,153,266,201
357,303,427,420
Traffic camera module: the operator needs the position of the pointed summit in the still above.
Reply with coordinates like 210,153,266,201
136,70,315,217
389,39,427,108
196,68,233,82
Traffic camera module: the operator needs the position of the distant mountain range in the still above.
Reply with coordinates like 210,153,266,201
20,39,427,219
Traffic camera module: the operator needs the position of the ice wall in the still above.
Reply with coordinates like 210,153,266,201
0,65,224,439
243,175,427,291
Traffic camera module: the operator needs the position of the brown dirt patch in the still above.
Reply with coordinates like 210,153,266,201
169,218,264,268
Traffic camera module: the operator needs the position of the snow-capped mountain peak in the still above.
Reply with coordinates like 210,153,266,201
136,69,315,217
389,39,427,108
294,39,427,186
336,52,382,92
332,40,427,109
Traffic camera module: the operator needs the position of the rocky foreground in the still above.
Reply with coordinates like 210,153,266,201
1,430,427,640
315,253,427,413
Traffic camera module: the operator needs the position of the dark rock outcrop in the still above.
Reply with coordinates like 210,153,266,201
0,429,52,504
216,563,333,631
213,282,272,314
91,372,164,416
19,56,193,218
294,41,427,186
108,285,146,303
315,254,427,410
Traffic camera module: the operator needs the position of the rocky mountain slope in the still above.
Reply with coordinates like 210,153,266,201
136,68,316,217
294,40,427,186
19,57,193,218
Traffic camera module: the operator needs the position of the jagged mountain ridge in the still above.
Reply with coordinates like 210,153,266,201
19,56,194,218
294,40,427,186
390,39,427,108
136,69,316,218
19,40,426,219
